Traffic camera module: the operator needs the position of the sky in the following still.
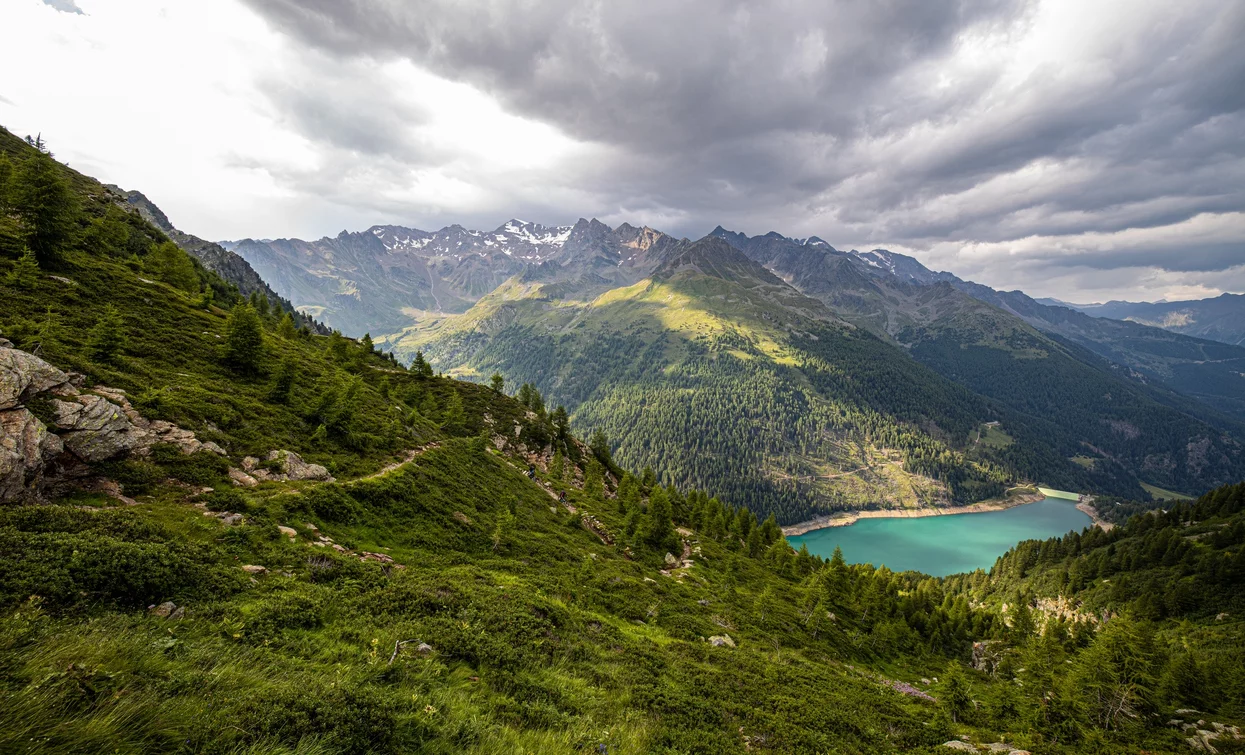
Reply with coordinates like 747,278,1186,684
1,0,1242,304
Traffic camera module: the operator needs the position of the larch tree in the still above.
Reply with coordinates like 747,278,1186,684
224,302,264,374
10,150,79,267
85,304,125,363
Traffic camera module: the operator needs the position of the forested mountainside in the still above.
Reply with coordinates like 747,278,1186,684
402,226,1245,521
708,227,1245,425
1070,294,1245,348
950,281,1245,423
401,236,1084,524
712,228,1245,497
114,188,329,335
3,129,1245,754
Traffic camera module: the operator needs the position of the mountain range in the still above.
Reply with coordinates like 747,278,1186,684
1063,294,1245,347
225,217,1245,523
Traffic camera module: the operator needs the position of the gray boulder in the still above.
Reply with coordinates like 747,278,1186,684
51,394,143,462
268,450,333,481
0,407,65,499
0,346,71,410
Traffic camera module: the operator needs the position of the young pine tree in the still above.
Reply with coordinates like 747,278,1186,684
146,241,199,292
4,248,40,289
550,449,565,486
584,460,605,503
268,355,297,404
939,661,973,724
85,304,125,363
223,302,264,374
276,312,297,339
492,505,515,553
441,390,465,434
82,204,131,257
490,372,504,393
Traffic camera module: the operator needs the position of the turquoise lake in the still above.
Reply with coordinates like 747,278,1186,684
786,498,1092,577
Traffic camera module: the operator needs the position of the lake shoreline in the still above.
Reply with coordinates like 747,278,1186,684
1076,500,1114,532
782,491,1047,537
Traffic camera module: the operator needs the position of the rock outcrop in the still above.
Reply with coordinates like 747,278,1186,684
234,450,333,484
0,407,64,499
0,342,226,501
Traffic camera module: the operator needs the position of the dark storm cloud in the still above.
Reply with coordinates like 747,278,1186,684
238,0,1245,289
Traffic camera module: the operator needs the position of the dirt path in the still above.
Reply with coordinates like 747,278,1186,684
354,443,441,483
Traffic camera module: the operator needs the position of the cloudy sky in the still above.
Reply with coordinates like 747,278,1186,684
2,0,1242,303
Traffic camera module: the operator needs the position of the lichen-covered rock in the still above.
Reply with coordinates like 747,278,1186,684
0,407,65,499
0,345,72,410
149,601,177,618
0,344,230,502
51,393,144,462
268,449,333,481
708,635,736,648
228,467,258,487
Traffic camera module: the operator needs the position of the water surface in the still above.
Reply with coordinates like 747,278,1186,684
787,498,1091,577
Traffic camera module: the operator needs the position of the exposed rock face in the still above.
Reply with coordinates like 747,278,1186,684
0,342,226,501
51,394,144,462
1,346,72,409
0,407,65,499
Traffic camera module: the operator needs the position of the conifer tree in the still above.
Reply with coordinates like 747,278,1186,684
268,355,297,404
442,390,465,434
645,485,674,550
490,372,504,393
411,350,433,377
550,450,565,485
31,306,62,356
419,391,438,420
327,331,349,363
4,248,39,289
808,597,832,639
10,150,79,266
940,662,973,723
146,241,199,292
276,312,297,339
223,302,264,374
197,285,215,310
517,382,534,408
754,586,777,628
82,205,130,257
589,429,612,468
85,304,124,363
584,460,605,503
492,502,515,553
551,405,570,445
